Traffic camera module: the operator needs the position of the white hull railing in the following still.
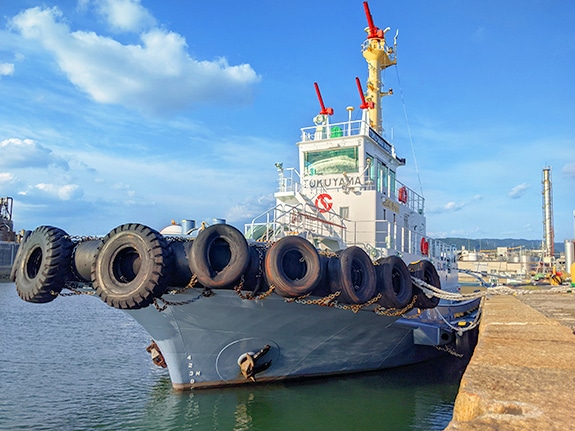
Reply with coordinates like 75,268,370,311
246,210,457,268
359,177,424,217
245,201,347,243
393,180,425,215
277,168,301,194
287,205,346,240
343,219,457,263
245,203,302,242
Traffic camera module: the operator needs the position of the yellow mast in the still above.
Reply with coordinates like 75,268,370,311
361,2,397,135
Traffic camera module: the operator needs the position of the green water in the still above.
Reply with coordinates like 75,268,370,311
1,283,466,430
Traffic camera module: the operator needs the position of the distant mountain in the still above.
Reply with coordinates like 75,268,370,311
438,238,565,253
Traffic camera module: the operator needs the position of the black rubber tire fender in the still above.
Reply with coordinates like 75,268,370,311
264,235,322,298
375,255,413,309
72,239,102,282
168,240,194,287
91,223,172,309
242,244,267,293
189,224,249,289
408,260,441,309
328,246,376,304
310,253,332,297
14,226,73,303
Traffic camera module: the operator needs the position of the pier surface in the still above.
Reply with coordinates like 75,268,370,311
445,290,575,430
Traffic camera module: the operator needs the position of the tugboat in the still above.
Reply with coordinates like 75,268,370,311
12,2,481,390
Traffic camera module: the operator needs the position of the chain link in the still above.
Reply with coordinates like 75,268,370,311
152,296,192,311
234,275,275,300
163,236,193,243
435,344,464,358
187,273,199,289
401,306,424,319
152,288,211,312
69,235,103,242
286,291,385,314
152,297,169,312
374,294,418,317
166,273,199,295
318,250,339,258
52,282,96,297
332,292,383,313
286,290,341,306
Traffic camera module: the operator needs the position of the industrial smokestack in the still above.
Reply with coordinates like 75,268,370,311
541,167,554,259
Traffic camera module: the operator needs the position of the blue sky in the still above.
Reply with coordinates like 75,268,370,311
1,0,574,242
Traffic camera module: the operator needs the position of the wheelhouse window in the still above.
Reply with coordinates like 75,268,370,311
377,160,388,194
389,169,396,196
366,154,389,194
366,154,376,187
304,147,359,175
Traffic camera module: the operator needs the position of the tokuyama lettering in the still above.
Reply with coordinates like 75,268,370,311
306,176,363,189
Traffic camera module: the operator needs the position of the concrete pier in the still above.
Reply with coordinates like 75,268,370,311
445,292,575,430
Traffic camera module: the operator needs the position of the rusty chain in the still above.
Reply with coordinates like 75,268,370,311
374,294,418,317
286,290,341,306
434,344,464,358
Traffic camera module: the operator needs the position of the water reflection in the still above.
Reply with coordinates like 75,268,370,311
141,355,470,431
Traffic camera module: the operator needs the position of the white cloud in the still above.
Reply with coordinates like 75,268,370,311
18,183,83,201
36,183,83,200
0,172,17,184
10,5,260,114
426,200,466,215
0,138,69,169
96,0,156,32
509,182,529,199
0,63,15,77
444,201,464,212
226,194,276,225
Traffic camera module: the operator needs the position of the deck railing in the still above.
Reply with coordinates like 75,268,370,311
300,119,370,143
245,205,456,264
393,180,425,215
343,219,457,262
245,201,346,244
276,168,300,194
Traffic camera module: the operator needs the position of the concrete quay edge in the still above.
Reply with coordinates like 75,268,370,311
444,294,575,431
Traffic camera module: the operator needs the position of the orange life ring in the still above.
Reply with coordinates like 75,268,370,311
398,186,408,203
420,237,429,256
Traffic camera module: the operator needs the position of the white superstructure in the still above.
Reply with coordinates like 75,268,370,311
245,2,458,292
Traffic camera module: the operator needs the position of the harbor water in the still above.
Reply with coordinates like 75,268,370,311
1,282,467,430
